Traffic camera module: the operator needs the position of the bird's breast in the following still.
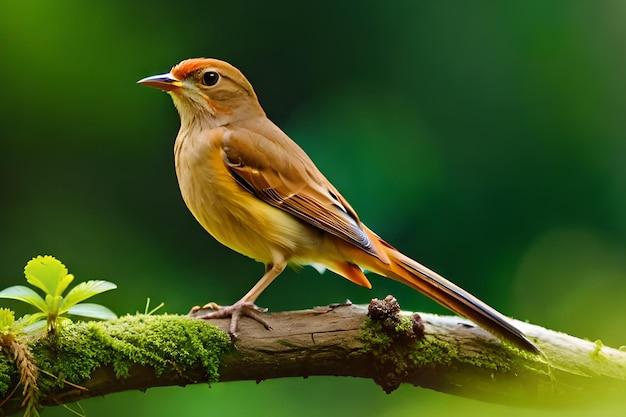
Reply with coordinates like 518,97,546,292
173,128,321,264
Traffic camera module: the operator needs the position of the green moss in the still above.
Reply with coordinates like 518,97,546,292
360,317,447,364
31,314,232,392
393,315,414,334
358,315,528,392
0,351,16,395
359,319,393,352
359,317,432,393
406,337,454,368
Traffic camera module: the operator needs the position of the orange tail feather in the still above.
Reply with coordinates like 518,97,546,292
341,228,538,353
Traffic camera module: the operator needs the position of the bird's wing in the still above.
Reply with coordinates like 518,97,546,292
221,125,388,262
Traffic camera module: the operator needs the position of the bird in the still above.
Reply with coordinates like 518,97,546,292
138,58,538,352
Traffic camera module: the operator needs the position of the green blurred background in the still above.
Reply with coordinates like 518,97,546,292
1,1,625,415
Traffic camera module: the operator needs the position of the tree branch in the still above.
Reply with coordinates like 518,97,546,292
1,296,624,416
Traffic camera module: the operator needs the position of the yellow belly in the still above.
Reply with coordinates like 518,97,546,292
175,133,320,265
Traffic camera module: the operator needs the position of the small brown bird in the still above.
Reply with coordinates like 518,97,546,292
139,58,537,352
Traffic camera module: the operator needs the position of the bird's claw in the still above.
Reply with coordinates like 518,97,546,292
188,300,271,340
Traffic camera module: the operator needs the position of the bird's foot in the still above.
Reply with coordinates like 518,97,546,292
188,300,271,340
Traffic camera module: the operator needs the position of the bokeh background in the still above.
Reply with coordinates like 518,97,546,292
1,1,625,416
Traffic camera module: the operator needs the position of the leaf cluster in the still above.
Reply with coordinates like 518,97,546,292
0,255,117,334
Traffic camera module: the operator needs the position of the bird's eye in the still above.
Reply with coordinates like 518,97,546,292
202,71,220,86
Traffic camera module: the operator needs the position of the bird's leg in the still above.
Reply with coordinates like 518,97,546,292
189,261,286,339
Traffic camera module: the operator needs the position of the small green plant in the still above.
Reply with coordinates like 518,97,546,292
0,255,117,334
143,297,165,315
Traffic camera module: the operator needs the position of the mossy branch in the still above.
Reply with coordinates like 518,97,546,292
1,297,625,416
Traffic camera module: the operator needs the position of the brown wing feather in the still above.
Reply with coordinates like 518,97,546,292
221,123,387,262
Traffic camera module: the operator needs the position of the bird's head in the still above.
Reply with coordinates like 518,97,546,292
138,58,265,128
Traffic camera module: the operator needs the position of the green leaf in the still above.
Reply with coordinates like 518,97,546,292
17,312,46,327
67,303,117,320
16,312,47,333
24,255,74,296
21,319,47,334
0,285,47,312
59,280,117,313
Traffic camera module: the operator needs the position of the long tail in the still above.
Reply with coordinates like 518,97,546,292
339,230,539,353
